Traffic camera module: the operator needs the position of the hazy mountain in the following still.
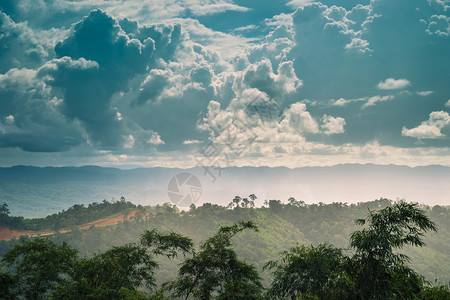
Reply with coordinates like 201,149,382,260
0,164,448,218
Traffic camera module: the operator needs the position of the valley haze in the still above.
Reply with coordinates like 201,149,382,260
0,164,448,218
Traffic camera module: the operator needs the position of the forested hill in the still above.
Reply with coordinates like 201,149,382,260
1,198,449,285
0,198,140,231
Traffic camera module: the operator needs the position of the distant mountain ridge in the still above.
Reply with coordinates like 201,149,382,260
0,164,449,218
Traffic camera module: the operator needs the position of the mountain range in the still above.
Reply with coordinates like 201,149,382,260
0,164,448,218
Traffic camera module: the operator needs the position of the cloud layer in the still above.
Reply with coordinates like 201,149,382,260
0,0,449,167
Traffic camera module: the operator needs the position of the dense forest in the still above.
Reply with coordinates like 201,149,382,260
1,198,449,299
0,198,139,231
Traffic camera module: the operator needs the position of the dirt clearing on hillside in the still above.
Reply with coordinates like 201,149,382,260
0,209,144,241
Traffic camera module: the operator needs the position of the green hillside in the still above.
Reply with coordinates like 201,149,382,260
1,197,448,287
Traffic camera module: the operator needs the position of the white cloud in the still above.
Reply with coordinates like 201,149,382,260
124,134,135,149
241,59,302,100
147,133,165,145
377,78,411,90
174,18,255,60
233,25,258,32
345,37,371,53
183,139,201,144
264,13,293,27
189,3,250,17
1,0,449,168
330,97,367,107
417,90,433,96
5,115,15,124
321,115,346,135
280,102,319,134
363,95,394,108
286,0,314,9
402,111,450,139
331,98,350,106
426,14,450,36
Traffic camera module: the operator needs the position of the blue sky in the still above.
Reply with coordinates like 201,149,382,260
0,0,449,168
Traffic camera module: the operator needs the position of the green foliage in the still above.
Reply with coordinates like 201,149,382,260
1,228,193,299
265,243,353,299
0,198,449,299
54,243,157,299
420,282,450,299
227,194,257,209
265,201,446,300
140,229,193,258
2,238,78,299
0,203,25,229
0,198,138,231
169,221,264,299
349,201,437,299
0,265,16,299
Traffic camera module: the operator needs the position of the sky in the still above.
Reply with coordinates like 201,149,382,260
0,0,449,168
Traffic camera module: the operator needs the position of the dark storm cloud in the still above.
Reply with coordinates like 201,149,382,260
0,12,49,73
47,9,182,149
0,67,84,152
133,69,171,106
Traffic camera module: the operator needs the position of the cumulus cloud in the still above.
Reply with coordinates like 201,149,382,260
147,133,165,145
134,69,172,105
402,111,450,139
377,78,411,90
426,14,450,36
0,67,84,152
321,115,346,134
0,12,57,72
289,2,373,100
45,9,184,149
344,37,371,53
190,64,213,86
280,102,319,134
0,0,449,167
242,59,302,99
198,99,322,158
176,18,253,60
264,13,293,27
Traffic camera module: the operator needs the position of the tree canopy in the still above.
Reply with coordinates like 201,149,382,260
0,198,449,299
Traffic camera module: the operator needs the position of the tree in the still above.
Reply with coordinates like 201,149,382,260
248,194,257,208
0,203,10,216
0,265,16,299
169,221,263,299
266,200,441,300
267,200,283,213
2,238,78,299
227,196,242,209
54,243,155,299
287,197,305,207
140,228,193,259
349,200,437,299
55,229,193,299
265,243,353,299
